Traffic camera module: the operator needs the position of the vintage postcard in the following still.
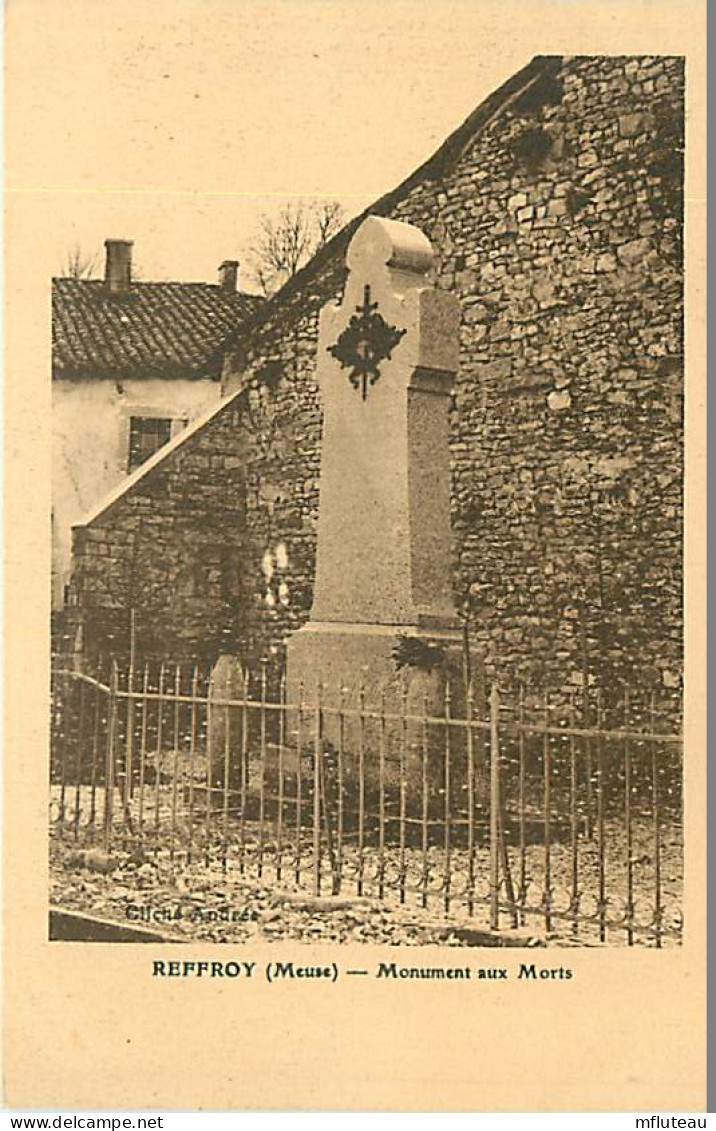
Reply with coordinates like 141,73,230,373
3,0,706,1111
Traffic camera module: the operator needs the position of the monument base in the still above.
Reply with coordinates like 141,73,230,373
285,620,477,794
287,619,464,704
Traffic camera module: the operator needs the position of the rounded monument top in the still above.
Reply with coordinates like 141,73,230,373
346,216,434,277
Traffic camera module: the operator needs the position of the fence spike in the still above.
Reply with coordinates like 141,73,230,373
357,677,366,898
489,683,501,930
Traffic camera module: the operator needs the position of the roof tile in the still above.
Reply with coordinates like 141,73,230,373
52,278,262,379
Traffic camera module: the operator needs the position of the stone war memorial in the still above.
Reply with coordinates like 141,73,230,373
286,216,468,762
51,56,685,949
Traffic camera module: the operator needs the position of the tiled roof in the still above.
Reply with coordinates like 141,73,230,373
52,278,262,379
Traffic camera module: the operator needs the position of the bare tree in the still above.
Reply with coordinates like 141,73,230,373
244,200,346,295
314,200,345,248
60,242,99,279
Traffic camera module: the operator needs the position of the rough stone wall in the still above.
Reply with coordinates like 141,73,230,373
70,400,249,663
52,373,221,610
72,54,684,695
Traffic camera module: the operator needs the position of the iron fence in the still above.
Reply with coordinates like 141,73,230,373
50,658,683,946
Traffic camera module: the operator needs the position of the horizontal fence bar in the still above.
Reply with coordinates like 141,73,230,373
53,671,683,746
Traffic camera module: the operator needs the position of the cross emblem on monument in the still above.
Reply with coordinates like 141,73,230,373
327,284,406,400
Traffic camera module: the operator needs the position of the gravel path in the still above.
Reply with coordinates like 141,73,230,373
49,809,683,948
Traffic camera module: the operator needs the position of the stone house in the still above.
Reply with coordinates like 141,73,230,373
68,55,684,697
52,240,260,612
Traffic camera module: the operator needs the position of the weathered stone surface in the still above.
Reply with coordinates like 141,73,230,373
596,252,617,273
617,237,654,267
286,217,464,737
207,654,245,787
305,217,460,630
619,112,649,138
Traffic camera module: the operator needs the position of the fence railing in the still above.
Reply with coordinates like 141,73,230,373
50,659,683,947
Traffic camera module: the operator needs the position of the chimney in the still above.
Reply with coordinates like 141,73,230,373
218,259,239,292
104,239,133,293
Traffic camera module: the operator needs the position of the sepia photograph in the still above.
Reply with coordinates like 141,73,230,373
4,0,706,1113
49,46,684,950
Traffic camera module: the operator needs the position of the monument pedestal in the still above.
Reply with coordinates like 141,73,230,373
286,619,466,798
287,618,464,710
285,216,475,793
